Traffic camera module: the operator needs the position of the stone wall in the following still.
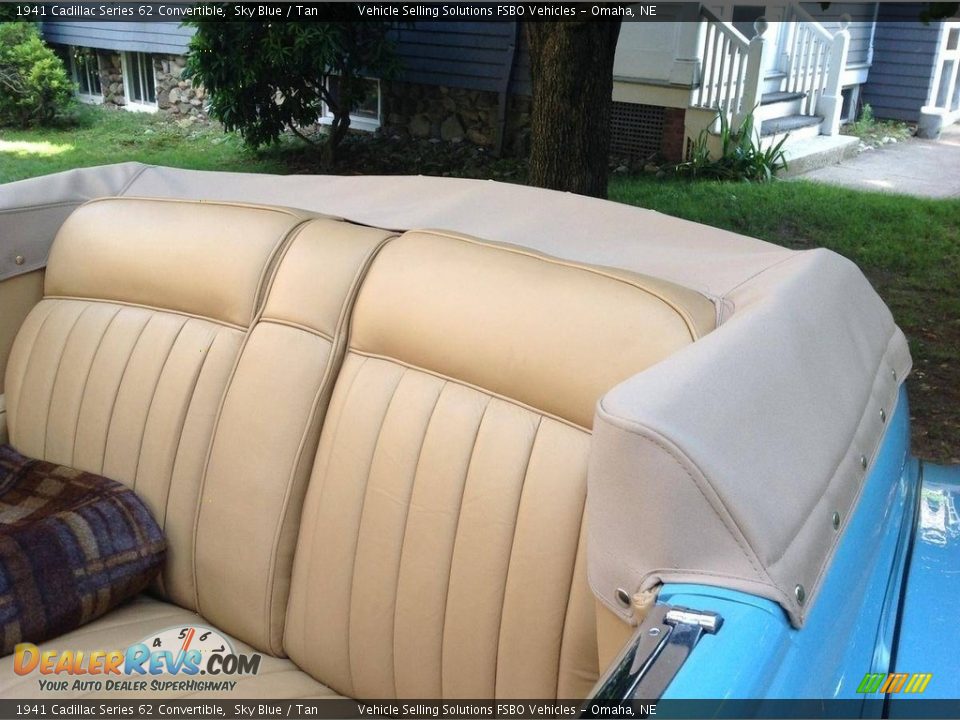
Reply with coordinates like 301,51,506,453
93,51,206,119
381,80,530,156
155,55,207,119
97,52,125,107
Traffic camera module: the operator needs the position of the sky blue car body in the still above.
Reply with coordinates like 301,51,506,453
654,386,960,708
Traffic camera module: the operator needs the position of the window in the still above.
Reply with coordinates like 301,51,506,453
321,76,381,132
122,52,157,111
70,47,102,102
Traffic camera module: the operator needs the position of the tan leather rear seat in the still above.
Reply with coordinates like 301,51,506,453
0,207,715,699
0,199,393,698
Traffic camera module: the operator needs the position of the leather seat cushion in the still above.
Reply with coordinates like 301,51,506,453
0,597,335,699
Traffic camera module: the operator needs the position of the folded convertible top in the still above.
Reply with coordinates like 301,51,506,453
0,163,911,626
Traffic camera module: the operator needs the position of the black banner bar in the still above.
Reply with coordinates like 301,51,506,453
4,2,702,23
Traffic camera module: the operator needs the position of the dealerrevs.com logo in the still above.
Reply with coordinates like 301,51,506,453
13,625,262,693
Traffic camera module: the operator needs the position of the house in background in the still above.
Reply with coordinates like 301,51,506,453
40,2,960,162
862,3,960,133
43,23,204,118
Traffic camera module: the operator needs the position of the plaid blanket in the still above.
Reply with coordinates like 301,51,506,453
0,444,165,656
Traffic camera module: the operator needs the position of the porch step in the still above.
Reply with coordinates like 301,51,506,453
760,91,806,105
760,114,822,137
756,91,807,122
778,135,860,178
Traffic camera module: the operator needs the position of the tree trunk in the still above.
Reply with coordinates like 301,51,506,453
526,21,622,199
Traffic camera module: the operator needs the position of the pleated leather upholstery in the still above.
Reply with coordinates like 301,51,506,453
193,218,394,655
4,199,306,614
284,230,714,699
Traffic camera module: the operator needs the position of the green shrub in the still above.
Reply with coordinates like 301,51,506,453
0,23,74,127
674,111,788,182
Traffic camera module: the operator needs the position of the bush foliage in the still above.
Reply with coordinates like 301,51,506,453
674,112,788,182
0,23,74,127
185,20,397,161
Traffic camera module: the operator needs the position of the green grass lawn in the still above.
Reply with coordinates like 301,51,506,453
0,105,292,183
3,106,958,462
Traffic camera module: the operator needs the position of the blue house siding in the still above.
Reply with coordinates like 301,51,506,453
861,3,941,121
392,22,530,95
41,20,533,94
799,2,878,67
41,21,193,55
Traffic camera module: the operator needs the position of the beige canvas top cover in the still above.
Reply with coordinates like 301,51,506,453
0,163,911,626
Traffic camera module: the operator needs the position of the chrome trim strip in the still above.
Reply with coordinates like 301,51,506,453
583,605,723,712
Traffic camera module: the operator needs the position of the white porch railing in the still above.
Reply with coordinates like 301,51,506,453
782,4,850,134
692,4,850,136
929,23,960,117
693,7,755,130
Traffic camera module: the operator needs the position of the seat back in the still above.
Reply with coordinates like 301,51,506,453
284,230,716,698
4,199,395,657
4,197,305,606
193,218,394,655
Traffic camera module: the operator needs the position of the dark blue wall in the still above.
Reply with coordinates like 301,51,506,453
42,21,194,55
861,4,942,121
42,20,533,95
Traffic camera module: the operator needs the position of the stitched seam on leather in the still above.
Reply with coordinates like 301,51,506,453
346,365,406,695
251,220,315,326
439,393,491,696
294,355,368,668
157,323,220,531
492,414,542,697
413,229,708,342
41,302,91,459
258,317,334,342
43,296,246,332
349,349,589,434
70,305,123,467
84,195,312,222
264,233,396,658
10,300,58,447
259,357,327,658
595,404,768,579
555,488,590,698
100,312,153,475
190,216,318,622
391,377,446,698
131,317,190,492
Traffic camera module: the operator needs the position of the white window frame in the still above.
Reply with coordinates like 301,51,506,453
320,76,382,132
121,51,158,113
69,47,103,104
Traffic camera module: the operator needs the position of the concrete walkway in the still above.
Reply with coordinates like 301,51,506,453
797,123,960,198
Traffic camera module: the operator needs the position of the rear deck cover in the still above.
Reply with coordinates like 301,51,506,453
0,163,911,626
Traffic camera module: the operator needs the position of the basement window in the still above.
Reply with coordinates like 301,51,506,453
122,52,157,112
71,47,102,103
